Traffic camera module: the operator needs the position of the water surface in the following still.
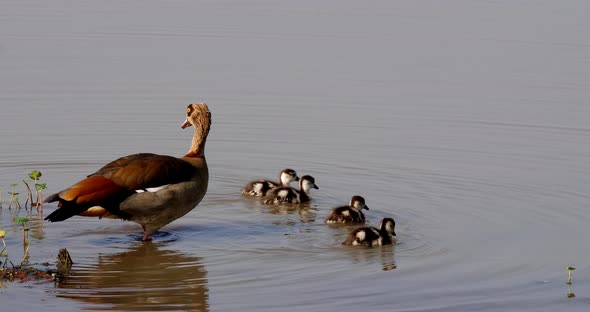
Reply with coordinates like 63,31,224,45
1,1,590,311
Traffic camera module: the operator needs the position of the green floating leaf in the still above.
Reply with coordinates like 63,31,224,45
15,217,29,224
28,170,42,180
35,183,47,191
566,266,576,271
9,183,18,187
8,192,19,195
0,229,6,237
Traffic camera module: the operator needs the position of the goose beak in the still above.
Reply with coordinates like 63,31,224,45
181,119,192,129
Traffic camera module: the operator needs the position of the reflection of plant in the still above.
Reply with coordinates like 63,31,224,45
567,283,575,298
566,266,576,298
566,266,576,285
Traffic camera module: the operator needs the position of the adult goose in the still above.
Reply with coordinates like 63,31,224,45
44,103,212,241
242,168,299,197
342,217,396,247
325,195,369,224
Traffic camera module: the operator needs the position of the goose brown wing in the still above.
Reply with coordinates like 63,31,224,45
90,153,196,190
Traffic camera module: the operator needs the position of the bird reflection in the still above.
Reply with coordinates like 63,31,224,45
54,242,209,311
343,244,397,271
260,203,318,224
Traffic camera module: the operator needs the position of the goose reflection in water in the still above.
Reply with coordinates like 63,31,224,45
54,242,208,311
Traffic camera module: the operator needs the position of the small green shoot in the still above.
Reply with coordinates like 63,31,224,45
8,192,21,209
566,266,576,285
35,183,47,192
0,229,6,257
15,217,30,265
35,183,47,209
8,183,21,209
27,170,46,210
28,170,42,181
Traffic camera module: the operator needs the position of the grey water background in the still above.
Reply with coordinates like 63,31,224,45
1,1,590,311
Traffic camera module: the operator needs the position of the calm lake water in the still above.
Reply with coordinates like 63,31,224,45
1,1,590,311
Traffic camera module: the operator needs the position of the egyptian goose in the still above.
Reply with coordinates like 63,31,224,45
44,103,212,241
241,168,299,197
263,175,318,204
325,195,369,224
342,217,396,247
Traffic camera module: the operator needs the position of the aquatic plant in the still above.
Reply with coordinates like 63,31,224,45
15,217,30,265
23,170,46,209
35,183,47,209
0,219,63,285
22,179,33,207
566,266,576,285
8,184,21,209
0,229,6,257
28,170,42,183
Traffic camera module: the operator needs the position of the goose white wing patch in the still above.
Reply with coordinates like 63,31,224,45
135,184,171,193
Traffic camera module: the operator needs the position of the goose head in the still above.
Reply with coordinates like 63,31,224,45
182,103,212,132
181,103,212,157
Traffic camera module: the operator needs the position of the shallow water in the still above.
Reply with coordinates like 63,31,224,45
1,1,590,311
